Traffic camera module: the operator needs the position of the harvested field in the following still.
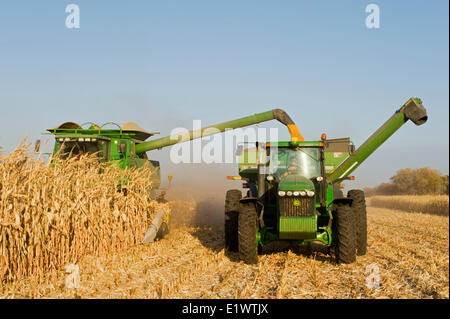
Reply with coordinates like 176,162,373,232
369,195,449,216
1,201,448,299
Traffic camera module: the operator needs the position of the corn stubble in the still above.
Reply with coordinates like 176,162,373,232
2,198,448,299
368,195,449,216
0,142,167,284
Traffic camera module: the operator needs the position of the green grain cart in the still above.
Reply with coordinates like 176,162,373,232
225,98,428,264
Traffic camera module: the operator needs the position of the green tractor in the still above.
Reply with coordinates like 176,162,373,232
224,98,428,264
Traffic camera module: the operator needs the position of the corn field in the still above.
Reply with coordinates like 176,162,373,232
0,141,168,283
0,142,448,298
368,195,449,216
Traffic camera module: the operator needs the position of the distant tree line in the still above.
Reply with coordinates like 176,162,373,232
364,167,449,196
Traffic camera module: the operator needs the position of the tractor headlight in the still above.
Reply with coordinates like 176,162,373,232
293,191,300,196
299,191,306,196
286,191,293,196
266,175,274,181
316,176,323,182
307,190,315,197
278,191,286,197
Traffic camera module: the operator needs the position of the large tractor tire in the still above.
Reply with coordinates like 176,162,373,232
224,190,242,252
238,202,258,264
333,203,356,264
348,189,367,256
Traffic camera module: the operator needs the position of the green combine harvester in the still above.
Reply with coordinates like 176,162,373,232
224,98,427,264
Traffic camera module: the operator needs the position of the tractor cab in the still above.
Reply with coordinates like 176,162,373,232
265,143,324,193
237,141,327,200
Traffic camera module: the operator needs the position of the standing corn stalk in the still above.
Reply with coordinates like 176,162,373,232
0,141,167,283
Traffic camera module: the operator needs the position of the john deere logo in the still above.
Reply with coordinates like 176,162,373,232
293,199,300,207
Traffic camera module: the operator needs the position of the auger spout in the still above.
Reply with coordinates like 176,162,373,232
327,98,428,182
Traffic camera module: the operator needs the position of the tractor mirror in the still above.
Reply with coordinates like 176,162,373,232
34,139,41,153
118,140,127,153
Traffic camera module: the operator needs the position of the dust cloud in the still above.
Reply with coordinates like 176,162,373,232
165,164,246,229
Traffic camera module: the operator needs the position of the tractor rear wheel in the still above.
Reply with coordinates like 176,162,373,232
333,203,356,264
225,190,242,252
238,202,258,264
348,189,367,256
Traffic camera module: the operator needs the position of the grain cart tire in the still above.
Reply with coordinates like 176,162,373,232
225,190,242,252
155,222,169,240
238,202,258,264
347,189,367,256
333,203,356,264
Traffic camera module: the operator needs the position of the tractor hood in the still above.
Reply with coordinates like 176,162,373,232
278,175,315,191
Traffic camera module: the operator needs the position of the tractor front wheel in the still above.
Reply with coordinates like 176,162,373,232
333,203,356,264
238,202,258,264
225,190,242,252
348,189,367,256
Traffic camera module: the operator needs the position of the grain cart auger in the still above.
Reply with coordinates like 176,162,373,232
42,109,302,243
224,98,428,264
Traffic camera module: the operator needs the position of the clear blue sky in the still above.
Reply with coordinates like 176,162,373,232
0,1,448,193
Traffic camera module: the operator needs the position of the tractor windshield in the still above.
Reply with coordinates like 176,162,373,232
268,147,321,179
58,140,106,160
